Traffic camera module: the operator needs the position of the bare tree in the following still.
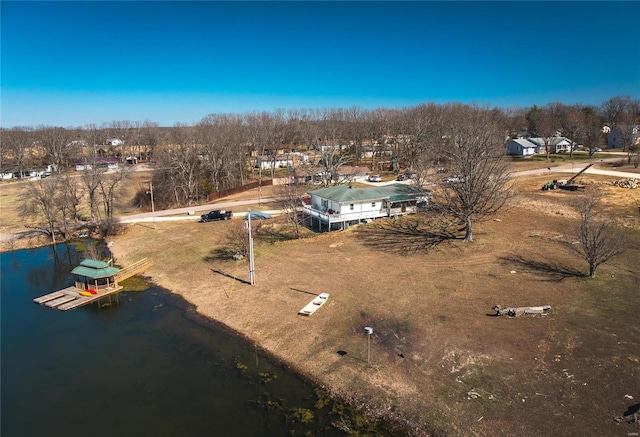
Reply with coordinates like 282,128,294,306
551,103,586,157
274,181,307,239
317,147,350,186
82,164,107,221
617,101,640,164
56,173,82,239
437,104,513,242
199,114,235,194
580,106,604,157
568,191,626,278
526,105,559,158
160,123,203,206
599,95,632,129
246,111,278,201
36,126,73,172
1,127,35,178
20,177,62,246
97,166,130,220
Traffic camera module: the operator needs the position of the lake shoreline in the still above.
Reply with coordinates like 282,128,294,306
138,273,427,436
0,235,426,435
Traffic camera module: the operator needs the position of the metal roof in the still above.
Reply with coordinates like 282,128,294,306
71,259,119,279
309,183,428,203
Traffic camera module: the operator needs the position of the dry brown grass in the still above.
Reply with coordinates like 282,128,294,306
2,169,639,436
105,180,640,437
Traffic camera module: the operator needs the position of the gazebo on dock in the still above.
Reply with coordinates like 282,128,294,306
71,259,120,291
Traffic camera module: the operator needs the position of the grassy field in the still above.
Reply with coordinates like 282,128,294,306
2,165,640,436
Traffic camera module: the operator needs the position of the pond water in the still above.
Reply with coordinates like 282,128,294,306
1,243,398,437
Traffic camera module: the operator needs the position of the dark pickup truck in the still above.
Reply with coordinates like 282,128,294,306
200,210,233,222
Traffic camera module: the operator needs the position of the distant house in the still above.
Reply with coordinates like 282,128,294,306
608,125,640,149
527,137,573,153
506,139,539,156
1,164,56,179
303,183,430,231
315,142,346,152
105,138,124,146
75,158,119,171
336,166,371,182
292,165,371,185
293,166,326,184
255,153,299,170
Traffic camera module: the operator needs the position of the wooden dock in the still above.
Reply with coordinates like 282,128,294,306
33,258,153,311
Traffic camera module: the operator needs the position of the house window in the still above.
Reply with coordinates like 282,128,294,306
371,201,376,207
350,204,354,211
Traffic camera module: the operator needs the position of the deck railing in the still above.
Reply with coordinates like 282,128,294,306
114,258,154,282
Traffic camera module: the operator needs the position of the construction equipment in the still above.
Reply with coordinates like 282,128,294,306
541,163,594,191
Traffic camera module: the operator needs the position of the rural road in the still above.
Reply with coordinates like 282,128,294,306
117,197,282,224
511,158,639,179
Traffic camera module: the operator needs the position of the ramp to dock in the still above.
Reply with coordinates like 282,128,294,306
114,258,154,282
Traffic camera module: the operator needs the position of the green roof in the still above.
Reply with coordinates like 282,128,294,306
71,259,119,279
309,183,427,203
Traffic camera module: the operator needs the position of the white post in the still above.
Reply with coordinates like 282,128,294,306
364,327,373,364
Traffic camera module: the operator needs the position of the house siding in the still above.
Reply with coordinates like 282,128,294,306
305,183,426,230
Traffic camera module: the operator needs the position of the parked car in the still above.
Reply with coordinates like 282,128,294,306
397,172,417,181
245,211,271,220
367,174,382,182
444,175,465,183
201,210,233,222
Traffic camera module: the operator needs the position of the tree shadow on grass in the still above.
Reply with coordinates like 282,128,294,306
499,254,586,282
354,217,459,255
203,247,239,262
254,227,297,244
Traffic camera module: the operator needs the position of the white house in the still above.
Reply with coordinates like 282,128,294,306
527,137,573,153
506,139,539,156
105,138,124,146
75,158,119,171
303,183,430,231
255,154,299,170
336,166,371,182
608,125,640,149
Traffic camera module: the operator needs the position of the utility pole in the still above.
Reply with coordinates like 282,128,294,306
148,180,156,230
247,210,255,285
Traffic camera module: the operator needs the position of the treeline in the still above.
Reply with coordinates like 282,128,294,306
2,96,639,209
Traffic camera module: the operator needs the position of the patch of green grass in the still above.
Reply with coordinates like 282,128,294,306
120,276,150,292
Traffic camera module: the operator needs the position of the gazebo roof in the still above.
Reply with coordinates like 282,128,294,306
71,259,119,279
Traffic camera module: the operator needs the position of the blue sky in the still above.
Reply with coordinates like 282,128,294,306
2,1,639,128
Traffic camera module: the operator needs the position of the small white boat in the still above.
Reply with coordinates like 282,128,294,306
298,293,330,316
